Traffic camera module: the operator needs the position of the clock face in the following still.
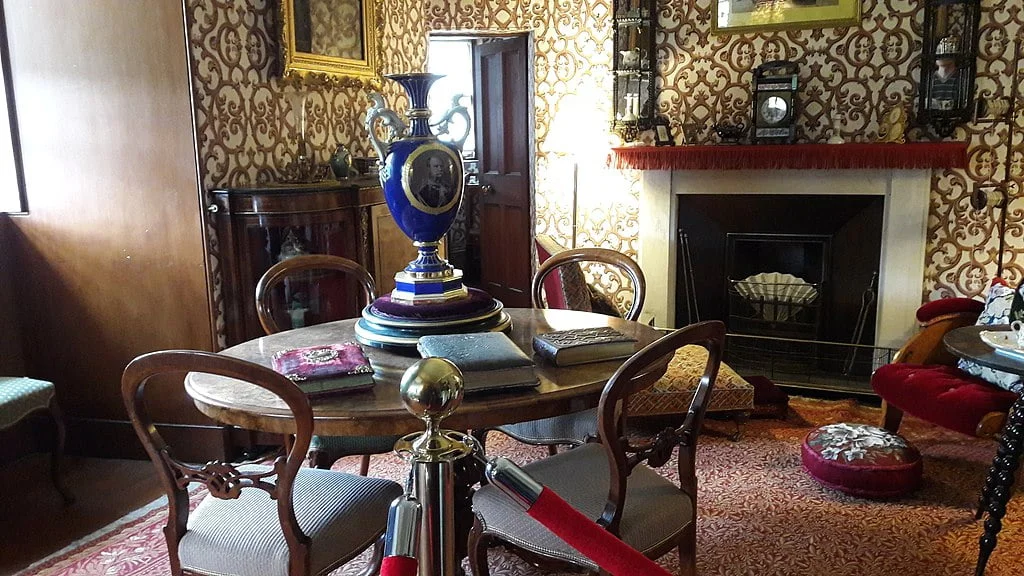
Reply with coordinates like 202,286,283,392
760,96,789,124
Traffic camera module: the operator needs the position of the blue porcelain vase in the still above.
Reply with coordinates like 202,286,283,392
367,73,466,300
368,76,463,242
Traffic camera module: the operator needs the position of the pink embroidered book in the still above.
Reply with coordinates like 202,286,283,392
271,343,375,396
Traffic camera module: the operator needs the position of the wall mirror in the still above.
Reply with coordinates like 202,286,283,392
279,0,380,85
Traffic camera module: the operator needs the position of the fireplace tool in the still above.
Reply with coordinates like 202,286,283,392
381,358,673,576
843,271,878,375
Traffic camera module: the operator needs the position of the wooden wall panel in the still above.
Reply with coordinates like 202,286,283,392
4,0,215,451
0,215,24,375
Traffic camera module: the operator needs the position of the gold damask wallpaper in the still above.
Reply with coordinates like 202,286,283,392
185,0,1022,327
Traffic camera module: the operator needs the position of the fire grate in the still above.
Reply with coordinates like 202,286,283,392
725,333,894,396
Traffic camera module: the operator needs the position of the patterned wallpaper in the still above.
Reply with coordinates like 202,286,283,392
185,0,1022,325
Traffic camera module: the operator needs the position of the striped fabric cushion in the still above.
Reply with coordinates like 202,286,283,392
496,409,598,446
473,443,692,570
309,433,404,462
0,377,55,431
179,466,402,576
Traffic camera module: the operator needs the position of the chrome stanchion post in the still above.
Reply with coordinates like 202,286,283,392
394,358,474,576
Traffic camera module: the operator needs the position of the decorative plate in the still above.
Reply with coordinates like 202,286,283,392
979,330,1024,359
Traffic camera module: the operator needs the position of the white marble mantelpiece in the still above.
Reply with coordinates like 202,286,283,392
638,168,931,350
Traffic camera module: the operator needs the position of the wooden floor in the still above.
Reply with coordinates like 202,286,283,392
0,454,162,576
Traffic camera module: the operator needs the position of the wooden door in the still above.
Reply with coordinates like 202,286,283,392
473,37,532,307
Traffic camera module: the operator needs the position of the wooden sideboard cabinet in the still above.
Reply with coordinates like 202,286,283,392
210,178,417,347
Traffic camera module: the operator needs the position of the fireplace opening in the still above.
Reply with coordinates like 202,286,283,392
726,233,829,340
676,194,890,395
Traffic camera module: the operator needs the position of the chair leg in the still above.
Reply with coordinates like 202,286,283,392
730,411,749,442
880,400,904,434
359,454,371,476
357,535,385,576
467,516,491,576
47,398,74,505
307,450,331,469
678,521,696,576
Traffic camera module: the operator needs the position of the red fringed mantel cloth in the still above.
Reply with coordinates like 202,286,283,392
609,142,967,171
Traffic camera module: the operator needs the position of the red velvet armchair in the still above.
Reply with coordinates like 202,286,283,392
872,298,1018,438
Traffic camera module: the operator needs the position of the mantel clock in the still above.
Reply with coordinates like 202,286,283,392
751,61,799,144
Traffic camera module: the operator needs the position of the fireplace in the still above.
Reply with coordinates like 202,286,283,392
675,194,885,393
637,166,935,396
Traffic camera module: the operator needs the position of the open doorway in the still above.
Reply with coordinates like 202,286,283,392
428,33,535,308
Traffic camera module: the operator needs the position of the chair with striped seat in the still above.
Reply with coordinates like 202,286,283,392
256,254,401,475
469,321,725,576
0,376,73,504
122,350,403,576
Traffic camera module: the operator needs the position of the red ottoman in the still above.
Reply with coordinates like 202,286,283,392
802,422,922,498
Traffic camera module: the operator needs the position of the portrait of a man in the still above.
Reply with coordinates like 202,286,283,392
413,152,455,209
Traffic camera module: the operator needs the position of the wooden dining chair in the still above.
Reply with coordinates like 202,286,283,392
470,321,725,576
122,350,403,576
493,245,646,452
256,254,402,475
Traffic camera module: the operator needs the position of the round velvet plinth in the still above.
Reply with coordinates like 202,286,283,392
801,422,922,498
355,288,511,350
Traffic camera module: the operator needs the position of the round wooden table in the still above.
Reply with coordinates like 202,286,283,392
186,308,664,437
944,325,1024,576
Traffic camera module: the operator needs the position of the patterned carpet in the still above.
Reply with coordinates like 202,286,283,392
19,398,1023,576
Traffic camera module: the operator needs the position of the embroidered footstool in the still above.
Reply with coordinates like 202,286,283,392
802,422,922,498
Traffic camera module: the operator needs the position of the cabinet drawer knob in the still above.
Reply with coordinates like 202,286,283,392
480,185,495,195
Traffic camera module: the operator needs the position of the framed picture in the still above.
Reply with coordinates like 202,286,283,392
653,117,674,146
713,0,861,34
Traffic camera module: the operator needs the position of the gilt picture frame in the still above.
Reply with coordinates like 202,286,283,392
279,0,382,87
713,0,861,34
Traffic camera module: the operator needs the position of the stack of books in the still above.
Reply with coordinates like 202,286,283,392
532,326,638,366
417,332,538,392
271,342,376,397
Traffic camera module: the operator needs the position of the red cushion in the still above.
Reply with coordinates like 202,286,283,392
802,423,922,498
536,238,567,309
871,364,1017,436
915,298,984,323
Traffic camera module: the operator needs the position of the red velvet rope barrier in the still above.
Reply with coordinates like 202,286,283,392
527,487,674,576
380,555,418,576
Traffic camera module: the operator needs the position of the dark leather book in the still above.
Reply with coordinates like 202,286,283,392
417,332,538,393
532,326,638,366
271,342,375,397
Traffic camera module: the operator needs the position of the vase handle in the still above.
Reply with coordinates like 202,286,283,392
365,92,408,161
429,94,472,153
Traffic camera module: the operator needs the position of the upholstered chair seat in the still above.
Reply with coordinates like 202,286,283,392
498,409,600,447
872,363,1016,437
180,465,401,576
472,443,691,570
0,376,55,429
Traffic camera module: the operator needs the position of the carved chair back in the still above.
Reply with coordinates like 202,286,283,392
531,247,646,321
595,320,724,534
121,350,314,575
256,254,377,335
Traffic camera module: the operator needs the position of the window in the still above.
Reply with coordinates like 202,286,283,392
0,3,24,214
